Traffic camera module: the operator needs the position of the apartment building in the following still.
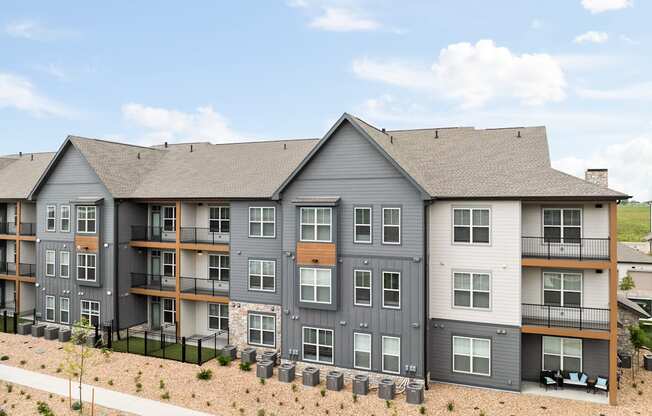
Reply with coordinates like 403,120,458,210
15,112,627,404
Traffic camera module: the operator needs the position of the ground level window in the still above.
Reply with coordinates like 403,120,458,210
353,333,371,370
303,327,333,364
354,270,371,306
248,313,275,347
208,303,228,331
80,300,100,327
162,298,176,325
382,336,401,374
60,297,69,324
543,336,582,372
45,296,55,322
453,336,491,376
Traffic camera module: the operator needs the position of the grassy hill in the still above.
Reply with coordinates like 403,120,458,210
618,203,650,242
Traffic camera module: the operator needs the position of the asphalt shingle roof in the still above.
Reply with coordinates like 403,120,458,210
618,243,652,264
0,153,55,199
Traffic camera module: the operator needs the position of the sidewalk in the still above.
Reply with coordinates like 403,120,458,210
0,364,213,416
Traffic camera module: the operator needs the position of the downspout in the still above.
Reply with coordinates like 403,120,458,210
114,199,120,333
423,199,432,389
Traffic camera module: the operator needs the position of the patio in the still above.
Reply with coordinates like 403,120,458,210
521,381,608,404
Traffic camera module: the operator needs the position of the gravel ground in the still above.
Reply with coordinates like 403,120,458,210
0,332,650,416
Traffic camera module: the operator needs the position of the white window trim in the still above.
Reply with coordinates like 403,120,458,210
452,336,491,377
299,267,332,304
59,251,70,278
162,298,176,325
248,259,276,292
208,254,229,282
300,207,332,242
60,205,71,233
382,271,401,309
353,269,372,307
45,295,55,322
209,206,230,233
381,207,401,245
543,272,583,307
80,299,100,326
162,251,176,277
542,208,582,244
46,205,56,232
353,332,372,370
162,206,176,233
302,326,334,365
452,272,491,310
45,250,56,277
76,206,97,234
452,207,491,245
353,207,372,244
248,206,276,238
60,297,70,324
381,336,401,374
76,253,97,282
248,313,276,348
542,337,583,372
208,303,228,331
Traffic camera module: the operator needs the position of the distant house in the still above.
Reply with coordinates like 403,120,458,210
618,243,652,313
617,294,650,354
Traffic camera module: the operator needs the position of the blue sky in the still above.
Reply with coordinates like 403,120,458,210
1,0,651,199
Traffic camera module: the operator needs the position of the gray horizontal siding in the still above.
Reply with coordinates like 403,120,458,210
429,318,521,391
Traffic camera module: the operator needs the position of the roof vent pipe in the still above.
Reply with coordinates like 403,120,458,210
137,152,140,160
30,154,34,161
381,128,386,133
517,130,521,138
390,136,394,144
435,130,439,139
284,143,287,150
190,144,193,152
19,152,22,157
164,141,168,148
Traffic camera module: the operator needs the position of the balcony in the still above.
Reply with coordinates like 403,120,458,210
0,223,17,235
521,237,610,261
180,227,229,245
19,264,35,277
522,303,609,331
19,223,36,236
0,262,16,275
131,226,176,243
130,273,176,292
180,276,229,297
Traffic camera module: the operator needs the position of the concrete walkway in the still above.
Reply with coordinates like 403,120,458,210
0,364,213,416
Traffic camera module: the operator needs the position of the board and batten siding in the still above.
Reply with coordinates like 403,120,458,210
522,267,609,309
279,120,426,377
429,200,522,326
429,318,521,391
522,202,609,239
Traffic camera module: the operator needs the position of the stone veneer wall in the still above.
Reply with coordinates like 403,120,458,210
618,305,643,354
229,301,282,357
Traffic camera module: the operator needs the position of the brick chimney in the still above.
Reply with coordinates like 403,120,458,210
585,168,608,187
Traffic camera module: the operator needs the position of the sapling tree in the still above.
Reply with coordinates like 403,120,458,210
61,318,95,413
628,324,649,378
620,274,636,291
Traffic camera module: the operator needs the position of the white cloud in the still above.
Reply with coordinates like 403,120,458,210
353,40,567,108
581,0,632,13
0,72,72,117
619,34,639,45
121,103,241,145
309,7,380,31
530,19,543,30
553,136,652,200
4,19,74,41
574,31,609,44
576,82,652,100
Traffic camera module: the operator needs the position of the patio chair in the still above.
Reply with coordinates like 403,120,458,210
594,376,608,395
562,370,589,390
540,370,557,390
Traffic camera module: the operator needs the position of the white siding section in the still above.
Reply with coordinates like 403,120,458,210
522,202,609,239
429,200,522,326
522,267,609,308
618,262,652,280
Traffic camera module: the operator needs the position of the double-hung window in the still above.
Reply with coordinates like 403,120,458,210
248,260,275,292
60,251,70,278
80,300,100,327
60,205,71,232
543,208,581,244
303,327,333,364
354,270,372,306
382,271,401,309
382,336,401,374
209,254,229,281
162,206,176,232
162,252,176,277
45,250,56,277
46,205,56,232
354,207,372,243
354,333,372,370
77,253,96,282
249,207,275,238
453,272,490,309
163,298,176,325
543,272,582,307
60,297,70,324
77,206,96,234
453,208,490,244
300,267,332,304
45,295,55,322
209,206,230,233
208,303,229,331
453,336,491,376
382,208,401,244
300,207,332,242
248,313,275,347
543,337,582,372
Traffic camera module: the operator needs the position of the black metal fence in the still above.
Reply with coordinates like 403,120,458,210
19,263,36,277
0,222,16,235
180,276,229,296
0,262,16,275
131,225,176,242
522,303,610,331
131,272,176,292
19,223,36,236
521,236,610,260
180,227,230,244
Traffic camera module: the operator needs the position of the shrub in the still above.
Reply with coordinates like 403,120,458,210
447,401,454,412
259,378,266,385
0,408,6,416
386,400,392,408
257,410,266,416
245,388,250,394
135,382,143,392
0,356,8,361
36,401,54,416
352,393,358,403
218,355,232,366
239,361,252,371
419,406,426,415
206,401,211,407
6,384,13,393
108,379,113,386
161,391,170,400
320,388,326,397
19,360,26,365
40,364,45,369
71,401,82,411
93,376,99,382
291,384,298,392
159,379,165,389
196,369,213,381
639,390,644,395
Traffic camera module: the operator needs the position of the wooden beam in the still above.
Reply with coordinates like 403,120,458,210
175,201,181,338
129,287,176,298
15,201,21,313
609,202,618,405
521,257,610,270
521,325,610,340
179,292,229,304
179,242,229,253
129,240,177,250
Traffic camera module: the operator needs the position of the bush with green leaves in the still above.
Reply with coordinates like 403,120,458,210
197,368,213,381
36,401,54,416
239,361,251,371
218,355,232,366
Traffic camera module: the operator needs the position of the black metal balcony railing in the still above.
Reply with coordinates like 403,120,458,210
521,236,610,261
0,262,16,275
130,272,176,292
522,303,610,331
19,264,35,277
131,226,176,242
19,223,36,236
180,276,229,297
179,227,230,245
0,223,17,235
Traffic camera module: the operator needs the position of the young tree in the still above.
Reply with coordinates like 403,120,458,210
61,318,95,413
628,324,649,378
620,274,636,291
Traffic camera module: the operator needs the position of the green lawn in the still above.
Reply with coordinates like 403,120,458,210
112,336,220,364
0,316,15,333
618,203,650,242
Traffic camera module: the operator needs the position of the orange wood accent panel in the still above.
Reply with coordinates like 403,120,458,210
296,242,337,266
179,293,229,304
179,242,229,253
75,235,99,252
521,257,610,270
609,202,618,405
129,241,177,250
520,325,610,340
